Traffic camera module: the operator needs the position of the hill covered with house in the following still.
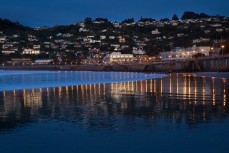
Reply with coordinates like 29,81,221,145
0,11,229,64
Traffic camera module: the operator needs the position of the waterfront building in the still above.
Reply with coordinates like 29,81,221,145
161,46,211,60
103,52,134,64
8,58,32,65
33,59,53,65
135,56,157,63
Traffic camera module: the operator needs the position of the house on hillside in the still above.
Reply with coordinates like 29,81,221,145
151,29,160,35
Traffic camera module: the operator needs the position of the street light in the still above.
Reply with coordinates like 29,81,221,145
221,45,225,55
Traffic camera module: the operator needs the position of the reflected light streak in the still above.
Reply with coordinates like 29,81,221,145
212,78,216,106
183,76,187,99
98,83,101,96
223,81,227,107
202,77,206,104
154,79,156,93
169,75,172,96
103,83,106,96
90,84,92,102
176,74,179,96
194,77,197,103
160,78,162,96
150,79,153,93
188,75,191,100
94,84,97,101
58,87,62,100
81,85,84,103
146,80,148,93
65,86,69,95
0,73,228,125
23,90,26,107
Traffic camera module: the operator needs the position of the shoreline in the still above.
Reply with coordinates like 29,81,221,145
1,55,229,72
1,66,229,79
0,71,167,91
1,63,229,80
0,70,228,92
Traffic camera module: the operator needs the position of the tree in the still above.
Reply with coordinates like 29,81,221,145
64,52,77,63
199,13,209,18
122,18,134,24
0,50,2,64
0,18,32,33
95,18,108,22
192,53,205,58
0,45,2,61
139,18,155,22
100,45,110,51
84,17,93,25
181,11,210,20
49,53,57,60
172,14,179,21
181,11,198,20
160,18,170,22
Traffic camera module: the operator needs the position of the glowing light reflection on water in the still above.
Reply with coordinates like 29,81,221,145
0,73,228,153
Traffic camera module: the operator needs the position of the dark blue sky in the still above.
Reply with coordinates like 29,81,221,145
0,0,228,27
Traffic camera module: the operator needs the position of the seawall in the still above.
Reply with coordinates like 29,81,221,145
0,55,229,72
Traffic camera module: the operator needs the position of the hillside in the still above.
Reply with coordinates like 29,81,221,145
0,11,229,62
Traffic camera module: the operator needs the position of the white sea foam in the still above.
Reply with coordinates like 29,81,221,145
0,70,167,91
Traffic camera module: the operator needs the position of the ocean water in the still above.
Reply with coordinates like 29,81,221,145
0,71,229,153
0,70,166,91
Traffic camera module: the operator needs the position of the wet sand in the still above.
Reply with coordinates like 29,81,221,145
192,72,229,79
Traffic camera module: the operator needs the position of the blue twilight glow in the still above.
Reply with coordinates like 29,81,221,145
0,0,228,27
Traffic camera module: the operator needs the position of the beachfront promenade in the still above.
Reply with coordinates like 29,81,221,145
1,55,229,72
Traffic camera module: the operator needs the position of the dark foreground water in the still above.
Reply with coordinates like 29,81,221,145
0,74,229,153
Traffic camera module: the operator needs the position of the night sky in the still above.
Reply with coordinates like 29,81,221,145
0,0,228,27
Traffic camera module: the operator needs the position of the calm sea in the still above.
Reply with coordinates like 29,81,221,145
0,72,228,153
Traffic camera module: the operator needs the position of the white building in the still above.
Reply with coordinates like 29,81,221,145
22,49,40,55
33,45,40,49
79,27,89,32
109,36,116,40
161,46,211,61
151,29,160,35
62,33,73,37
103,52,134,64
2,44,13,49
132,47,146,55
33,59,53,65
100,36,106,40
0,37,6,43
110,44,121,51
